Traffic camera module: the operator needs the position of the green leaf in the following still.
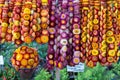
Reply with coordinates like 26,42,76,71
35,69,51,80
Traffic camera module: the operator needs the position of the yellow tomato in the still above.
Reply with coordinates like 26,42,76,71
13,32,20,39
15,47,21,53
82,37,87,42
106,30,113,36
93,19,98,24
108,50,115,57
92,49,99,56
117,51,120,56
24,8,31,14
101,46,107,52
14,20,19,26
106,36,115,43
1,22,8,27
16,54,23,61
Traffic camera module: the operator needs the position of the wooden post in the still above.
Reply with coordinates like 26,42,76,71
55,68,60,80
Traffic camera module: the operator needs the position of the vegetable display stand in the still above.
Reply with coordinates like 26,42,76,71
19,68,35,80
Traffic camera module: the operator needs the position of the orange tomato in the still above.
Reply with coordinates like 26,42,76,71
41,9,48,17
92,37,98,42
40,35,49,43
87,60,94,68
24,54,30,59
41,17,48,23
11,58,16,65
49,60,54,65
42,30,48,35
41,23,48,29
24,36,32,43
107,57,114,63
92,43,98,49
23,14,30,20
30,54,35,58
35,37,41,44
21,59,28,66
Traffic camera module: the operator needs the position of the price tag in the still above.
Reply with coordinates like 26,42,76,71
67,66,75,72
74,63,84,72
0,55,4,65
73,0,80,3
67,62,84,72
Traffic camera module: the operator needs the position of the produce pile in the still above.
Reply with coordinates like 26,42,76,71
0,0,120,70
11,46,39,71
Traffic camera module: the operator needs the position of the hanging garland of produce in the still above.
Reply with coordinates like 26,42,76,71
0,0,9,43
40,0,49,44
67,0,74,66
35,0,42,44
85,0,94,67
51,0,61,70
88,0,100,67
6,0,14,43
56,0,70,69
46,0,56,70
112,0,119,63
99,0,107,66
105,1,117,65
72,0,81,65
11,46,39,71
20,0,31,43
80,0,89,64
12,0,22,45
116,0,120,57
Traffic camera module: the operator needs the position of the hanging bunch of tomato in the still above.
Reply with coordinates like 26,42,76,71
71,0,81,65
55,0,70,69
12,0,23,45
116,0,120,56
46,0,56,70
99,0,107,66
105,0,119,65
0,0,9,43
87,0,101,68
0,0,50,45
80,0,89,64
67,0,75,66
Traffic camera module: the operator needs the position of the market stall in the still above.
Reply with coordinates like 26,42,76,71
0,0,120,80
